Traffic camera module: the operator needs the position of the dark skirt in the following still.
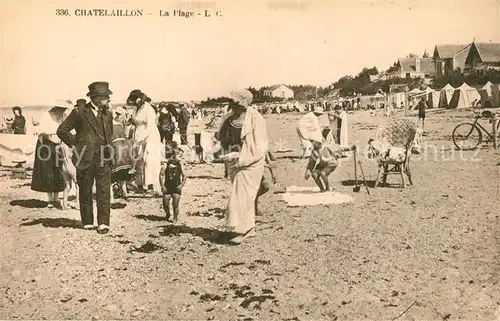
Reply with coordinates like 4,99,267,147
161,131,174,144
31,137,65,193
112,138,133,182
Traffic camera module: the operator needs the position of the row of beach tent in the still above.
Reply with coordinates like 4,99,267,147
409,82,500,109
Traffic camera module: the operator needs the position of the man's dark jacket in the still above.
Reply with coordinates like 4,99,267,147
177,107,190,129
57,103,113,170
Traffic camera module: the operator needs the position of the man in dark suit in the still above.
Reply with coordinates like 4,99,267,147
75,98,87,108
177,104,190,145
57,82,114,234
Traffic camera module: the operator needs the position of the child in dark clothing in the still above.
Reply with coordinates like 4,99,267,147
159,148,186,223
418,98,426,130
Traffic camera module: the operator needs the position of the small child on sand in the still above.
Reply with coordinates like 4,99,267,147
304,140,353,192
159,147,186,223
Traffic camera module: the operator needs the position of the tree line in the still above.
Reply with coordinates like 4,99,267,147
200,85,332,105
199,53,500,104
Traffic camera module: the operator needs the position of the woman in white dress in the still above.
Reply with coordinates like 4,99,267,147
127,90,162,195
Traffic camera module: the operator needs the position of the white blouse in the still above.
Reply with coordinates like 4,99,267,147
38,110,73,144
132,102,159,143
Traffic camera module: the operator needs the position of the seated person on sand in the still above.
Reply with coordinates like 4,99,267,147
304,137,353,193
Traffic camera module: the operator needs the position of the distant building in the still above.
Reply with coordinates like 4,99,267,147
387,57,435,79
464,42,500,73
262,84,295,99
433,44,471,76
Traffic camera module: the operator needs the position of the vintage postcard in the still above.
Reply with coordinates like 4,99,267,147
1,0,499,320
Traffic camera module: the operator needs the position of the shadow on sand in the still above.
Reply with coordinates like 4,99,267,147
341,179,404,188
11,182,31,189
159,225,238,245
111,202,127,209
20,217,82,229
134,214,166,221
187,207,225,219
10,199,49,208
186,175,222,180
275,155,302,161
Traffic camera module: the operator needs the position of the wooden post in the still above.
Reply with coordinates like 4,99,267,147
493,115,498,149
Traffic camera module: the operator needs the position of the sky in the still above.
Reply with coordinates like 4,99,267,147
1,0,499,106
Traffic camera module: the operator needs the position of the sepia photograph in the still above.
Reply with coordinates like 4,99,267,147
0,0,499,320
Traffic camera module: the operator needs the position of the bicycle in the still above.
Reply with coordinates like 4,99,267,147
452,108,500,150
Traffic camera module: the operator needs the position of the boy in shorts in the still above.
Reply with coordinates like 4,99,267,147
159,147,186,223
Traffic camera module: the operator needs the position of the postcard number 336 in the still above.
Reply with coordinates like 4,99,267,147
56,9,70,16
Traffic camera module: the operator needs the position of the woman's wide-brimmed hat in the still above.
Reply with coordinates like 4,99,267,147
229,89,253,107
126,89,144,104
86,81,113,97
12,106,22,114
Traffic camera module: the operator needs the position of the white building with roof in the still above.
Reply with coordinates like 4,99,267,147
262,85,295,99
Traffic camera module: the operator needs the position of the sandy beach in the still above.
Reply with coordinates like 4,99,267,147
0,109,499,320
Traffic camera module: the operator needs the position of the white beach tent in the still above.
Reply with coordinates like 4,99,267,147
447,83,481,109
409,87,437,109
372,93,386,109
414,87,440,109
387,92,406,108
419,87,440,108
482,81,493,96
438,83,455,108
458,82,480,103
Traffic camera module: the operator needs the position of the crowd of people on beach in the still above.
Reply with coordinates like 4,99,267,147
21,81,360,244
2,77,440,246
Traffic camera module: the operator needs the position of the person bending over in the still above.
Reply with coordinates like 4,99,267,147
304,140,353,192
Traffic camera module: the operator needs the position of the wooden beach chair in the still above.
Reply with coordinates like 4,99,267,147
368,118,417,188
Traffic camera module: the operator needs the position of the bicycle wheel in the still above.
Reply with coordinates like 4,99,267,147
452,123,482,150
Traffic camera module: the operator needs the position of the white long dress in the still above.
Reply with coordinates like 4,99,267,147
338,111,348,146
329,111,348,146
132,102,162,191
